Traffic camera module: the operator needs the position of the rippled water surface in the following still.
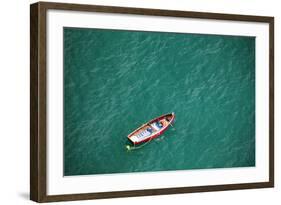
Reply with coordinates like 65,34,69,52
63,28,255,176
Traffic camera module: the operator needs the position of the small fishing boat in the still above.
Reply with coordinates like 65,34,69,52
127,112,175,145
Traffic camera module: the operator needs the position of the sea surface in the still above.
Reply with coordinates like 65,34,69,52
63,27,255,176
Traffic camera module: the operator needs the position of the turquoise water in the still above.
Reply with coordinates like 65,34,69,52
63,27,255,176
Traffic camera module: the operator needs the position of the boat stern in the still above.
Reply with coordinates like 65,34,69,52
128,135,138,145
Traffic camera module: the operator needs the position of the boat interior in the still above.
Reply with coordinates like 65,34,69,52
130,114,173,139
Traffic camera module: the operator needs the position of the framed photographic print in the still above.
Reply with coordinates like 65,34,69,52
30,1,274,202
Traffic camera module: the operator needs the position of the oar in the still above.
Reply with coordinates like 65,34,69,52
170,123,176,131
